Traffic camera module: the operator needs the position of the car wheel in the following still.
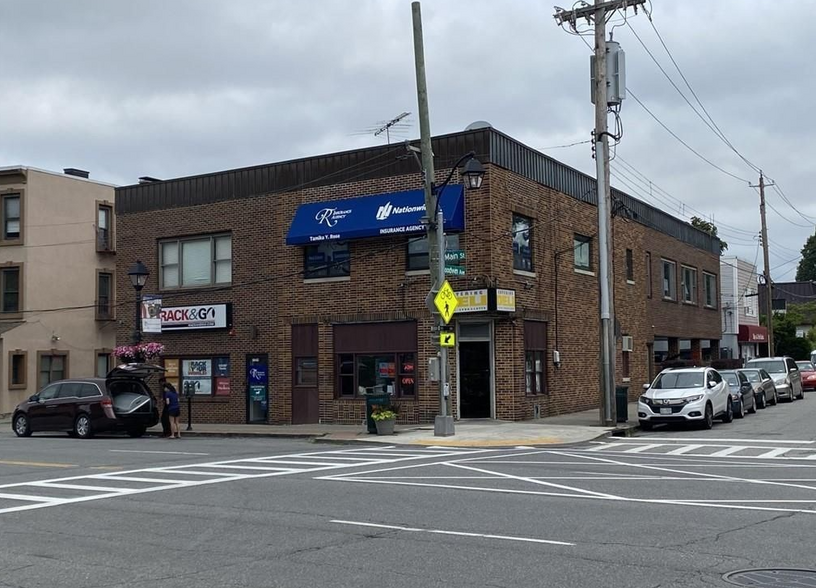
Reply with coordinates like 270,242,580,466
127,427,147,438
13,414,32,437
748,392,757,414
757,392,766,409
771,390,778,406
701,403,714,430
721,398,734,423
74,414,93,439
735,399,745,419
788,391,796,403
639,420,653,431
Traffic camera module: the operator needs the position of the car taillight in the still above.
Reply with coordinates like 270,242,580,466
101,397,112,407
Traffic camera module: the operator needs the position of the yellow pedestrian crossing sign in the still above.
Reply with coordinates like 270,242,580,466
434,280,458,324
440,332,456,347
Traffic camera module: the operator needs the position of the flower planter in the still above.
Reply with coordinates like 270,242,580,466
375,418,396,436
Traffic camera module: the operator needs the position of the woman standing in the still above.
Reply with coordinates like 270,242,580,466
163,382,181,439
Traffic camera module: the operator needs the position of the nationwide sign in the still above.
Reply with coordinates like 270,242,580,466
160,303,231,331
285,185,465,245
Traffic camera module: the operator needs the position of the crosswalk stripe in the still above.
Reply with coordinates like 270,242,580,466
708,446,749,457
624,444,662,453
30,482,127,492
0,492,57,503
666,445,704,455
757,448,790,459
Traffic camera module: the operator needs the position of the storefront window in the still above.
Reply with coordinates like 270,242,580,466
304,241,350,279
172,356,231,397
336,352,416,398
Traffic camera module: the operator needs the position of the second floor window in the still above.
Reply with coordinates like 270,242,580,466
304,241,350,279
662,259,676,300
407,234,460,271
1,266,20,314
574,234,591,271
703,272,717,308
625,249,634,282
2,194,20,241
160,234,232,289
97,272,113,319
512,214,533,272
681,266,697,304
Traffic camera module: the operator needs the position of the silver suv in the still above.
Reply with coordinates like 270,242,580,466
745,357,804,401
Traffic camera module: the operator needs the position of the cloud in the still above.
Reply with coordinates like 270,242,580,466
2,0,814,278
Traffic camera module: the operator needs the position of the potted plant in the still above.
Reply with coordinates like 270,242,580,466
371,405,397,435
115,342,165,364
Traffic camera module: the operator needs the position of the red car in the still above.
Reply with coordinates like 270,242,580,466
796,361,816,392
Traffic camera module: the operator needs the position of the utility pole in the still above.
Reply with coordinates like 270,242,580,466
753,171,775,356
412,1,453,436
555,0,644,426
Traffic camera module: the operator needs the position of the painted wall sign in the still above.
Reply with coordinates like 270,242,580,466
161,304,231,331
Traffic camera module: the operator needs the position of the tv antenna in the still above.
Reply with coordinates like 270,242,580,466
370,112,411,145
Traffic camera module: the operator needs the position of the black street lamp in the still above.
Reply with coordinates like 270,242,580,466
127,260,150,345
431,151,485,214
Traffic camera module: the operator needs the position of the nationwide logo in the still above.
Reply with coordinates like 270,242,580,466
375,201,425,221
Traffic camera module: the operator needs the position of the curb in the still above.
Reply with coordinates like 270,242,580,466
146,430,327,440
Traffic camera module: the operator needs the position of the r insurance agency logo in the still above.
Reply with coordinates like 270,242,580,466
315,207,352,227
375,201,425,221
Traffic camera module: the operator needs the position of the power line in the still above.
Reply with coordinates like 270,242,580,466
627,89,752,184
636,12,762,175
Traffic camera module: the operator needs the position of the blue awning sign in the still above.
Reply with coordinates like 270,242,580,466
285,185,465,245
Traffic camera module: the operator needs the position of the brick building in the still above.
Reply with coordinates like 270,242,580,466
114,127,721,425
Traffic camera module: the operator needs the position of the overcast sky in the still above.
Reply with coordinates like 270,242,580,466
2,0,813,280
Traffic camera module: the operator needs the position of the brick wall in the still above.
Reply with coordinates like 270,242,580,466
116,163,721,423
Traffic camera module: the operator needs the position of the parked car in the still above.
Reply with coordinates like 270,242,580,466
720,370,757,415
739,368,778,407
745,357,804,401
12,364,164,439
795,361,816,391
638,367,733,430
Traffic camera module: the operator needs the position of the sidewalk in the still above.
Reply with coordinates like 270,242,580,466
2,402,640,447
145,401,640,447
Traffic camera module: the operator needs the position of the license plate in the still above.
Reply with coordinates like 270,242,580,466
659,407,672,415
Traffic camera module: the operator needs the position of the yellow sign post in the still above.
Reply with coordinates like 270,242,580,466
440,332,456,347
433,280,458,324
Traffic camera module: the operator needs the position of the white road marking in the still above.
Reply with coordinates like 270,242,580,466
666,444,705,455
757,448,790,459
623,444,662,453
109,450,210,456
0,447,493,516
708,446,748,457
632,437,815,444
330,520,575,546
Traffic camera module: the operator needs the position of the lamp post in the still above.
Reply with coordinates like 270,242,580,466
412,1,485,435
127,260,149,346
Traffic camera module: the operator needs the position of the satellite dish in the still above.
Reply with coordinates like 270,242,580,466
465,120,492,131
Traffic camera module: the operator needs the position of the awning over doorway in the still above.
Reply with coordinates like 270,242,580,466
285,185,465,245
738,324,767,343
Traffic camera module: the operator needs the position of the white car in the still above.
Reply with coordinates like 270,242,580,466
638,367,733,430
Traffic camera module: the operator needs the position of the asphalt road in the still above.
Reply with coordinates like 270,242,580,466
2,396,816,588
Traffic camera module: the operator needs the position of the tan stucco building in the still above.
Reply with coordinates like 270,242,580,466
0,166,116,415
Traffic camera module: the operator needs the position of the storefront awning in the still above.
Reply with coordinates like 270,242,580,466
285,185,465,245
739,324,768,343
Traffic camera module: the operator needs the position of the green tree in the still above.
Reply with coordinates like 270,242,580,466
795,232,816,281
772,312,813,359
690,216,728,253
